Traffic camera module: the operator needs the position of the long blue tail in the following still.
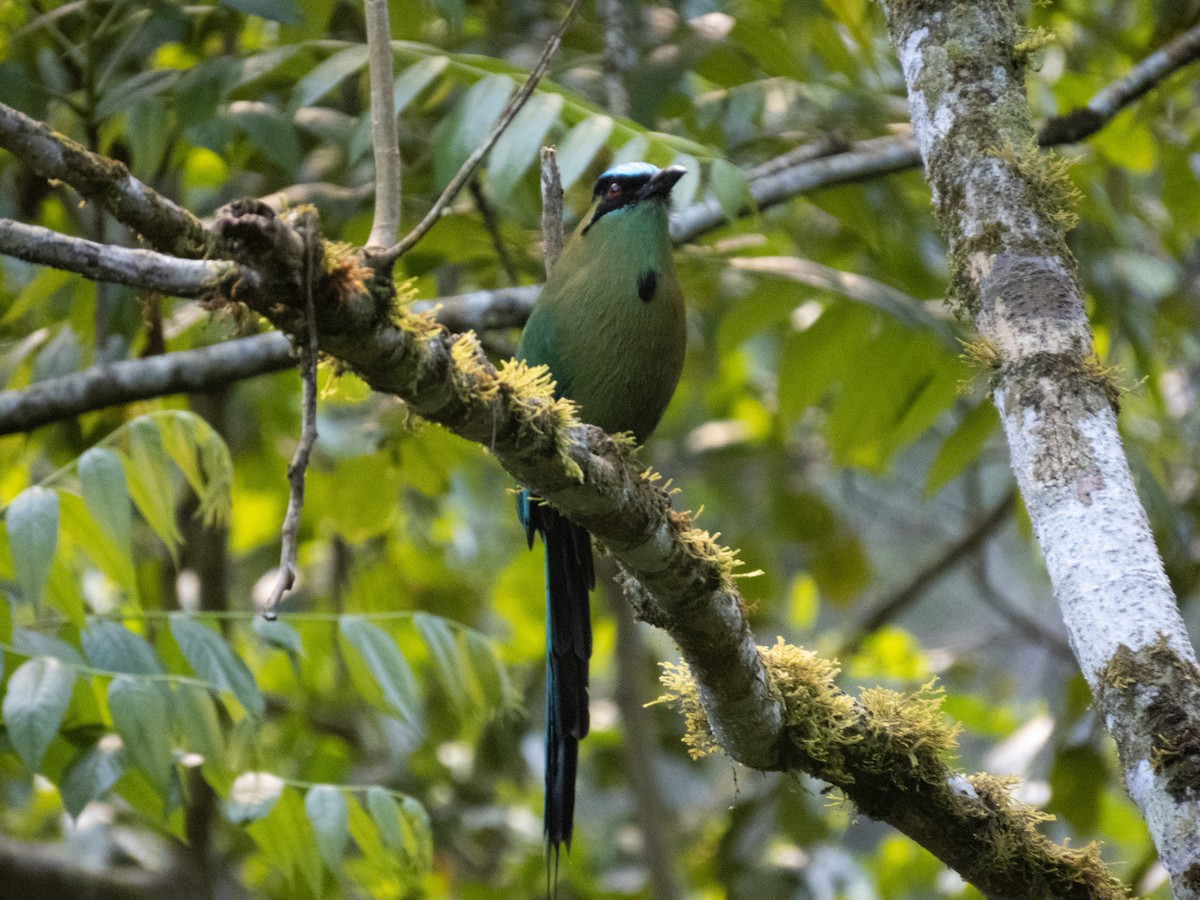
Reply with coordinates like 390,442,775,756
517,491,594,867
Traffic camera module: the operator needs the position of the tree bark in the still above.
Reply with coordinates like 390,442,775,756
880,1,1200,894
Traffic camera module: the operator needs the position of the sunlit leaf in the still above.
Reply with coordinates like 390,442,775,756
339,617,421,728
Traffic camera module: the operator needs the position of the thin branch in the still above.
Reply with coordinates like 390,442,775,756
468,179,518,284
839,488,1017,657
373,0,584,267
0,102,210,258
1038,21,1200,144
262,216,321,619
0,333,294,436
0,219,236,297
539,147,564,273
364,0,402,249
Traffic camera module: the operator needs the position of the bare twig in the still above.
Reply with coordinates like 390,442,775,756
468,179,518,284
539,146,564,274
839,488,1017,657
1038,21,1200,144
0,333,293,436
373,0,584,267
364,0,402,249
601,0,634,117
261,216,321,619
0,219,236,296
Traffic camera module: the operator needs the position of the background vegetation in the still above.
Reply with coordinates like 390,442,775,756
0,0,1198,896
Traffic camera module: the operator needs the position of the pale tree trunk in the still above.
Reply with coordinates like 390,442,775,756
880,1,1200,894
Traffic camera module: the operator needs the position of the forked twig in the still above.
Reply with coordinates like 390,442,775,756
374,0,584,267
262,215,321,618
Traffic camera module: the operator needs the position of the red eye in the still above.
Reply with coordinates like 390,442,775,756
606,181,621,199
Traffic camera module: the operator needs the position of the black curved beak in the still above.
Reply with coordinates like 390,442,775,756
636,165,687,202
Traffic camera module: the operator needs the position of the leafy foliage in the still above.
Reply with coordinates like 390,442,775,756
1,0,1198,897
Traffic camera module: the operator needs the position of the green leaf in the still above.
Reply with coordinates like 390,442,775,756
413,613,475,714
2,656,75,771
12,627,85,666
925,402,1000,496
124,419,182,557
487,92,563,202
293,45,370,109
156,411,232,527
79,448,132,551
710,157,750,220
82,620,163,677
1049,744,1107,834
95,69,179,120
108,676,173,797
556,115,614,190
393,56,449,115
338,617,421,728
5,486,58,607
60,738,125,817
400,796,433,870
173,683,223,762
253,615,303,657
366,786,405,855
305,785,349,872
58,494,139,605
126,98,172,180
169,614,264,718
226,770,284,823
247,785,323,897
434,74,514,188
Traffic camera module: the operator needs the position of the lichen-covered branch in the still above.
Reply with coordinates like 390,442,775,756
193,197,1125,896
880,1,1200,895
0,103,211,259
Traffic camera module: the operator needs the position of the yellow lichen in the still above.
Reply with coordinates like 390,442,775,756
650,661,720,759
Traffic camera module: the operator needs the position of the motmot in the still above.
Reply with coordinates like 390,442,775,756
517,162,688,863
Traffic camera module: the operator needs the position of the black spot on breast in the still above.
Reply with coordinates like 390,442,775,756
637,269,657,303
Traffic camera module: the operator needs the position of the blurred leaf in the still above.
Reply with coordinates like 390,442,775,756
108,676,173,797
305,784,349,872
82,620,163,676
173,683,224,762
247,785,323,896
488,92,563,202
5,486,58,608
79,448,132,551
556,115,614,190
710,157,750,220
2,656,74,771
394,56,450,114
170,614,264,718
413,612,476,714
926,402,999,496
1049,745,1107,834
60,739,125,817
59,494,139,606
293,45,369,109
124,419,183,557
339,617,421,727
435,74,514,188
366,786,406,857
96,69,179,120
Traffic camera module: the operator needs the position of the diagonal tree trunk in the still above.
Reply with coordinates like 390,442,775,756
879,1,1200,894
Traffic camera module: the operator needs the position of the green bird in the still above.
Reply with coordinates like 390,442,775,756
517,162,687,866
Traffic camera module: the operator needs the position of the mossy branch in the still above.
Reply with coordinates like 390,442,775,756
201,199,1126,898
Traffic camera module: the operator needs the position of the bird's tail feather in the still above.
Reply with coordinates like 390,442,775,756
517,491,594,860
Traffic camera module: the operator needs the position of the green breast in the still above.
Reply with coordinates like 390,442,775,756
518,202,686,443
